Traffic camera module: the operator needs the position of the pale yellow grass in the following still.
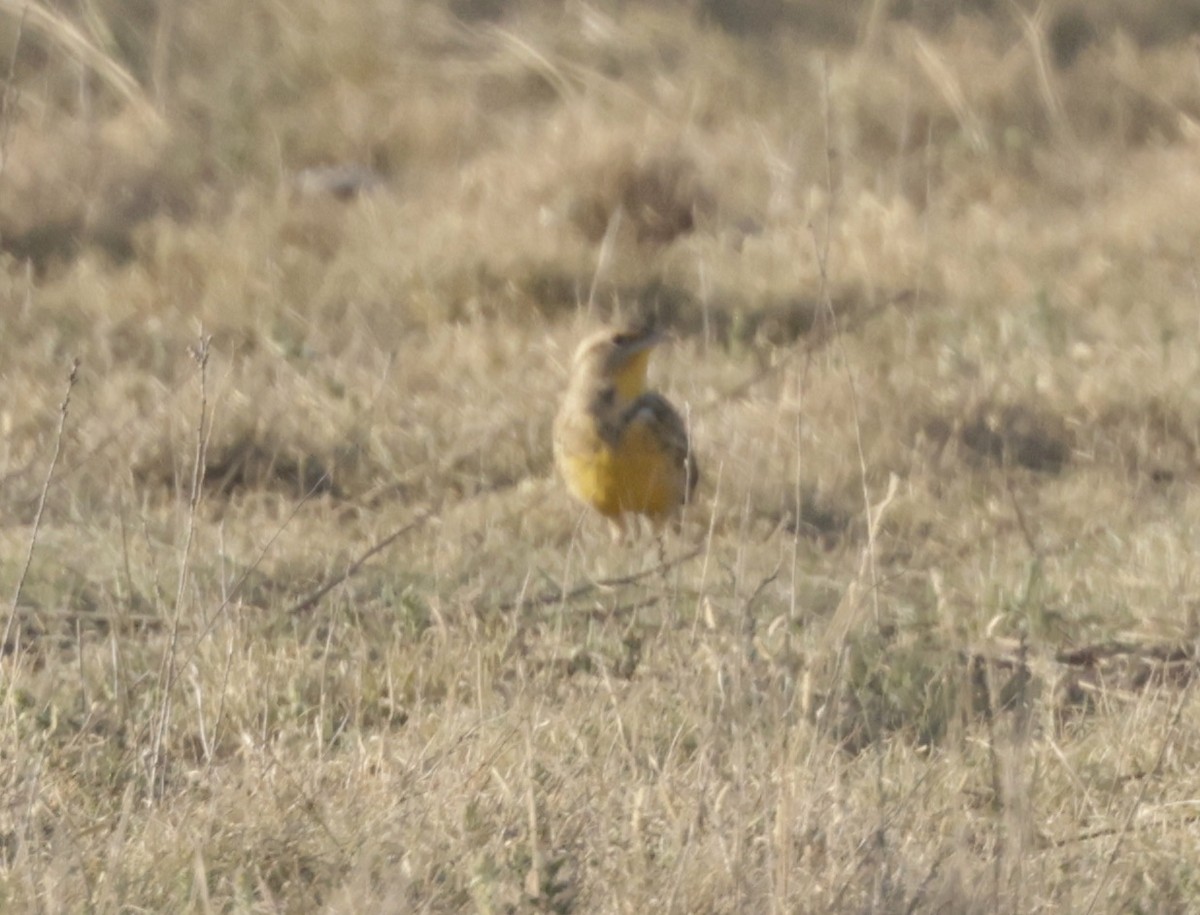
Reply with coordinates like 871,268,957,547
4,1,1200,912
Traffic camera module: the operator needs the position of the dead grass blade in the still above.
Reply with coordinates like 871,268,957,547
0,0,162,128
0,3,22,177
912,30,988,153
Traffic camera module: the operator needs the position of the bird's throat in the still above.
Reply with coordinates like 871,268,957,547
612,350,651,403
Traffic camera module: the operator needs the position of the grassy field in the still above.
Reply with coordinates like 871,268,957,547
5,0,1200,911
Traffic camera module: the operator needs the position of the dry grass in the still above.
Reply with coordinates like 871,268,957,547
4,0,1200,911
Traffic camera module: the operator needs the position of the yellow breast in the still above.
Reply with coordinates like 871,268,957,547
560,425,684,520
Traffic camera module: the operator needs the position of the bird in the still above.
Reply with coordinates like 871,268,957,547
553,321,698,542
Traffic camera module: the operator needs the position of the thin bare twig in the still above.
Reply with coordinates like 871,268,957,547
500,544,703,612
811,56,882,630
183,471,335,645
125,463,345,781
1006,475,1042,559
4,358,80,656
147,336,211,799
286,509,434,616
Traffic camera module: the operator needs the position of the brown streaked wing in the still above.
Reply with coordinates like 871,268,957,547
620,392,699,499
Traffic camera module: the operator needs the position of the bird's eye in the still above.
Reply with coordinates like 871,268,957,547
612,334,632,346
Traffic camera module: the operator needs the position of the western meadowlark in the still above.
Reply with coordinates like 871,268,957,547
553,321,698,541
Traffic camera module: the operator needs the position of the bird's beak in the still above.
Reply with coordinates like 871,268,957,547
630,327,665,350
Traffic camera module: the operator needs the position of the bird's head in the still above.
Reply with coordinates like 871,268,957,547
571,321,664,404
